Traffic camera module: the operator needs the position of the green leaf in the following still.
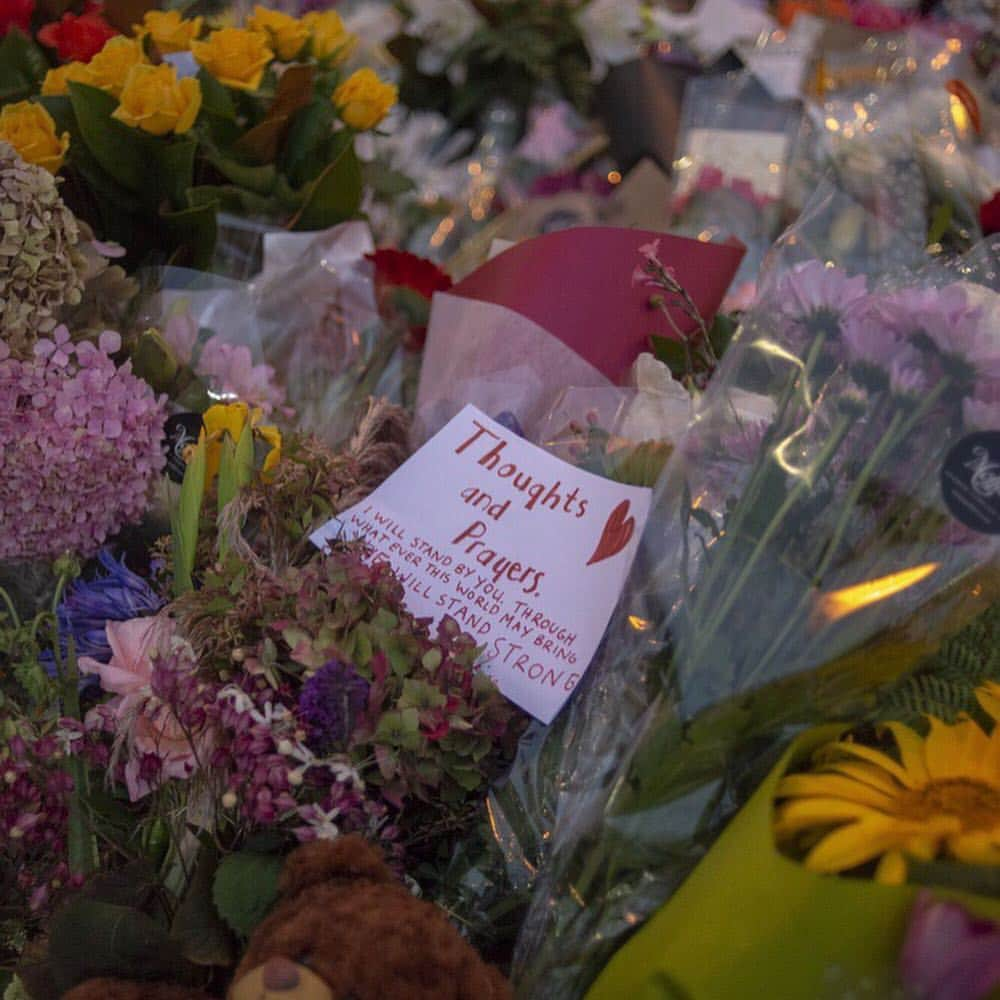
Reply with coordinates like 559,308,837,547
289,136,362,231
707,313,738,356
0,29,49,102
927,199,954,246
197,68,237,121
217,421,253,558
171,848,237,967
68,82,147,194
155,137,197,209
47,899,187,993
162,199,218,270
212,852,283,937
280,98,335,187
171,430,206,596
649,334,689,380
204,151,278,194
187,183,279,216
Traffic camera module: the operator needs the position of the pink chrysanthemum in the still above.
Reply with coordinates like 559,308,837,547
0,326,166,561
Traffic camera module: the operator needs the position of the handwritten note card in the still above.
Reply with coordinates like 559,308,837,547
311,406,652,723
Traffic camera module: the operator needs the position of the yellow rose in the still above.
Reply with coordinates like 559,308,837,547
135,10,203,54
86,36,148,98
41,61,93,97
246,6,308,62
0,101,69,173
191,27,274,92
302,10,356,62
332,68,397,131
112,64,202,137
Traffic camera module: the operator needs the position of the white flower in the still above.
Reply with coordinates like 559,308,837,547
407,0,486,76
304,804,341,840
576,0,643,80
344,1,404,47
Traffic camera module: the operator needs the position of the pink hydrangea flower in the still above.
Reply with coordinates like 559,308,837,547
0,327,165,561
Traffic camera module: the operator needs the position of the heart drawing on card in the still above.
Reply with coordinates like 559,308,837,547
587,499,636,566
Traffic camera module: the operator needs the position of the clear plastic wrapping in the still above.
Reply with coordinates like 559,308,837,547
440,186,999,996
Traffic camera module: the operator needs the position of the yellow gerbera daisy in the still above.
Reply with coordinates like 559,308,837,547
774,711,1000,885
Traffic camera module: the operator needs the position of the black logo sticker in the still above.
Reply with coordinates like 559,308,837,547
163,413,204,484
941,431,1000,535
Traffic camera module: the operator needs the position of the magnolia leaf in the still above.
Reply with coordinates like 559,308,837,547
68,82,146,194
0,29,48,102
288,137,362,231
197,69,237,121
171,849,237,967
235,64,315,164
212,852,283,937
280,98,335,187
171,430,206,596
47,899,187,993
162,199,218,271
649,334,689,380
156,137,197,209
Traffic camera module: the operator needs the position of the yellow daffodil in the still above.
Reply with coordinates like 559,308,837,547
246,5,308,61
201,402,281,488
41,61,93,96
134,9,203,53
301,10,356,62
191,27,274,92
0,101,69,173
112,64,202,136
774,708,1000,886
85,36,149,98
332,67,396,131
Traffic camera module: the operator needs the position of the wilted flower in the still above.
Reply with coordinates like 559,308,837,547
0,142,87,357
0,327,166,560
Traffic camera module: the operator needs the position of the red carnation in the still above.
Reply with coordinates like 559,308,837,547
981,192,1000,238
366,249,453,350
0,0,34,38
37,4,117,62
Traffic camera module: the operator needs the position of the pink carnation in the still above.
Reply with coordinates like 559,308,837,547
0,327,166,561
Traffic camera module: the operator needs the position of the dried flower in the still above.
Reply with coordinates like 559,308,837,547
0,142,86,357
0,327,166,560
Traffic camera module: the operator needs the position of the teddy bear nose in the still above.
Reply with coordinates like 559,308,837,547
261,956,301,991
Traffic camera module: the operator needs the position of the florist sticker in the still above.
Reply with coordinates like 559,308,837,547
311,405,652,723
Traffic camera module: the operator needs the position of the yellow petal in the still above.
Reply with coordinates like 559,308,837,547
818,740,915,788
803,817,906,873
777,773,895,809
924,717,991,782
977,683,1000,722
773,797,879,838
882,722,931,786
204,402,249,441
874,850,907,885
820,760,906,797
949,831,1000,865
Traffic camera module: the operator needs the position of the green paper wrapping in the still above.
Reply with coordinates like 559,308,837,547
587,726,1000,1000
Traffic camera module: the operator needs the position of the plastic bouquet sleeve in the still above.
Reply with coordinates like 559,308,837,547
504,188,1000,997
586,725,1000,1000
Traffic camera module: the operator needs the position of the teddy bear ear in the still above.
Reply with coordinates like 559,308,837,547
279,834,395,899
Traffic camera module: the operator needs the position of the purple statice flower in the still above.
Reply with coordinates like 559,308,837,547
771,260,870,342
298,659,370,752
0,327,166,561
900,891,1000,1000
52,549,164,664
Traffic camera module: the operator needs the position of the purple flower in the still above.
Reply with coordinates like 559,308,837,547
0,328,166,561
298,659,370,751
53,549,164,663
900,891,1000,1000
772,260,870,340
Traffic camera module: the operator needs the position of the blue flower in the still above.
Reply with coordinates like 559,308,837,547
49,549,164,667
298,659,370,752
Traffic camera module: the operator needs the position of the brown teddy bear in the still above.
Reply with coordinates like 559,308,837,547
62,835,511,1000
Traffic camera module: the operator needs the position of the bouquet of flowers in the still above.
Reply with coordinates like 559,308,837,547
0,140,521,996
388,0,641,132
437,186,1000,996
0,3,398,266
